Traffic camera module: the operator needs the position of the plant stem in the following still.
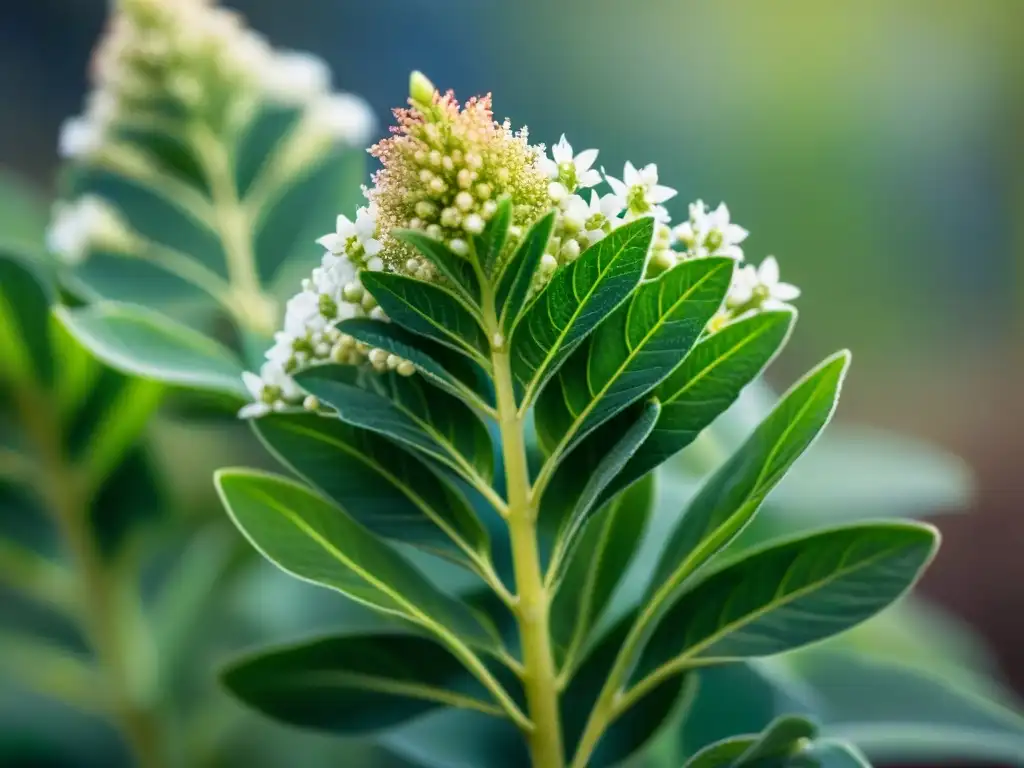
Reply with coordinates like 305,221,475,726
14,386,166,768
492,345,565,768
190,126,279,337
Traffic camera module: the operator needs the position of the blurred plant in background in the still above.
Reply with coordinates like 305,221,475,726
0,0,1023,767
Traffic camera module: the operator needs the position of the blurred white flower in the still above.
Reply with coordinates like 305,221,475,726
47,196,133,264
674,200,748,260
259,50,331,105
310,93,377,147
283,289,328,337
539,135,600,191
605,162,676,222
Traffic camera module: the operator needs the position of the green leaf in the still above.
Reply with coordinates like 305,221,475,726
55,301,248,398
254,414,489,566
564,616,695,767
296,366,494,485
496,211,555,331
685,715,818,767
536,256,733,454
222,632,503,734
610,310,795,500
393,229,481,304
551,474,656,674
635,522,938,680
647,351,851,605
510,216,654,403
360,271,489,364
336,317,493,411
474,196,512,278
542,401,661,575
215,469,498,651
784,650,1024,766
801,741,872,768
0,252,53,385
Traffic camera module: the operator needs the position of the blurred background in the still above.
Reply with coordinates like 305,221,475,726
1,0,1022,761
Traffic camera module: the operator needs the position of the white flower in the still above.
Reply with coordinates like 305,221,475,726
728,256,800,309
58,117,104,160
310,93,376,147
674,200,749,260
317,206,383,269
560,194,591,233
238,361,302,419
47,196,133,265
259,50,331,105
311,251,358,301
283,289,327,336
582,190,623,244
605,162,676,222
539,135,600,191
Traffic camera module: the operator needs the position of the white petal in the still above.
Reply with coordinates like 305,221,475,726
649,184,678,204
367,256,384,271
577,168,602,188
772,282,801,301
241,371,265,398
604,174,628,197
238,402,271,419
363,238,383,256
538,156,559,179
574,148,598,173
552,135,573,164
335,214,355,237
638,163,659,186
721,244,745,261
758,256,780,286
622,161,640,186
726,223,749,244
317,233,344,253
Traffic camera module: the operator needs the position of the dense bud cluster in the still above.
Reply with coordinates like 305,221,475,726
239,73,801,418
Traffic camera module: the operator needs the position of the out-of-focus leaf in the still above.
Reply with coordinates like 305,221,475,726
222,632,502,734
56,302,248,398
0,252,54,385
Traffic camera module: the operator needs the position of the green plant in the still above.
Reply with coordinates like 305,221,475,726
167,72,941,768
27,4,1024,766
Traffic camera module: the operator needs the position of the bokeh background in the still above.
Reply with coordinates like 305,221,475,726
2,0,1022,749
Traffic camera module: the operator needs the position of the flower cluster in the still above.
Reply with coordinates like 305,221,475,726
239,73,801,418
59,0,374,161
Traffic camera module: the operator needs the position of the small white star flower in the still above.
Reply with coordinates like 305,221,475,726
283,289,328,337
728,256,800,310
674,200,749,260
238,361,302,419
317,206,383,270
605,162,676,222
311,251,358,302
539,135,600,191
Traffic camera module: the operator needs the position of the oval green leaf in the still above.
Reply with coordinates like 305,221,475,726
222,632,502,734
510,216,654,404
536,256,733,455
635,522,938,681
55,301,248,398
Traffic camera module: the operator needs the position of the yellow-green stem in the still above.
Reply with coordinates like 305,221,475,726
14,386,166,768
190,127,279,337
492,346,565,768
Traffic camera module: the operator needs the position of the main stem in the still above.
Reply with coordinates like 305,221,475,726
492,345,565,767
15,387,165,768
